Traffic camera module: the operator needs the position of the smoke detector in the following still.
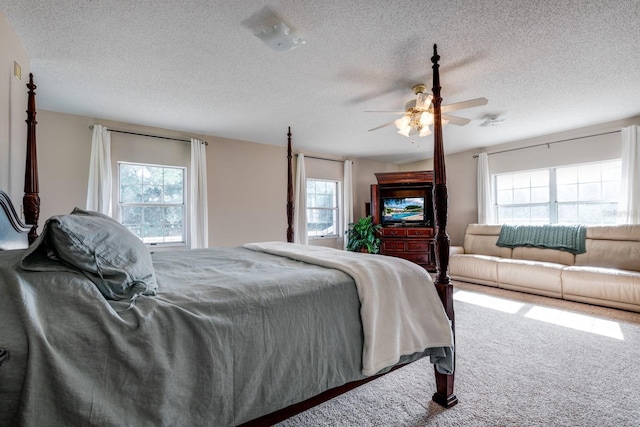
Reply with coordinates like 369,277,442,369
254,21,306,52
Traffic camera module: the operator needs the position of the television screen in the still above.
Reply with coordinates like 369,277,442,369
382,197,426,224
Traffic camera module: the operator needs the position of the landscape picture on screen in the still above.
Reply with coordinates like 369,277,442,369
382,197,425,223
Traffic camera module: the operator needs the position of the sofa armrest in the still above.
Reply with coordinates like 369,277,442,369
450,245,465,255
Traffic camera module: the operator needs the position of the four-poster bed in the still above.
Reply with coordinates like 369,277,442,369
0,45,456,426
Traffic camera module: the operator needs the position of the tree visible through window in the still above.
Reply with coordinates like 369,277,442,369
306,179,340,238
118,162,185,244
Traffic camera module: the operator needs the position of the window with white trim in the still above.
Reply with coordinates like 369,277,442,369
118,162,186,245
306,179,340,238
495,160,621,225
496,169,550,224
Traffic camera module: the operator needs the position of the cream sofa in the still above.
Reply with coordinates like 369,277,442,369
450,224,640,313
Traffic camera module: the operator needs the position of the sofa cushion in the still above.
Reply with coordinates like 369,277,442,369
512,246,575,266
463,224,512,258
562,266,640,311
585,224,640,241
450,254,499,287
497,258,564,298
450,245,465,255
575,238,640,273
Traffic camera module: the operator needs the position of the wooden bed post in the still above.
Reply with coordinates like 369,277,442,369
430,45,458,408
23,73,40,245
286,127,294,243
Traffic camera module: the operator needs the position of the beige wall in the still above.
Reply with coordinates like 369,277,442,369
208,135,288,246
36,109,640,250
402,116,640,246
36,111,93,223
17,109,640,251
352,158,398,220
36,111,288,246
0,12,29,204
33,110,397,248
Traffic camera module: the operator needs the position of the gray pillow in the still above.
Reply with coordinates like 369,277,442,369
21,208,157,301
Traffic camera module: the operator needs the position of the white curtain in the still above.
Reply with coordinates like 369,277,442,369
477,152,494,224
342,160,354,250
190,138,209,248
293,154,308,244
86,125,112,216
618,125,640,224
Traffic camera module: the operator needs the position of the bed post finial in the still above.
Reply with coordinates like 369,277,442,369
24,73,40,244
286,127,294,243
430,44,458,409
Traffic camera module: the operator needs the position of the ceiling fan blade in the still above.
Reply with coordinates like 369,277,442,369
442,114,471,126
441,97,488,113
368,121,396,132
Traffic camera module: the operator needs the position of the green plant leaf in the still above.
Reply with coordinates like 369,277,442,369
346,215,381,254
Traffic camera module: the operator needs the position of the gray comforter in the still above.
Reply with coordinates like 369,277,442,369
0,246,443,426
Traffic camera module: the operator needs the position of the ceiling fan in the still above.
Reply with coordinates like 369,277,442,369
367,84,488,137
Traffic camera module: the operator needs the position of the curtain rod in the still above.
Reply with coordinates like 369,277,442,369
472,130,620,158
89,125,208,145
296,153,346,163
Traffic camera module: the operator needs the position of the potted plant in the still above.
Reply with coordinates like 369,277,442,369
346,216,382,254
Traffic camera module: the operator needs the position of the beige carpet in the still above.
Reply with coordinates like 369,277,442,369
278,281,640,426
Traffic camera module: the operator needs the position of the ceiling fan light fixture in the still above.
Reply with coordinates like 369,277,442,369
395,114,416,136
395,111,437,138
397,125,412,137
367,83,488,138
419,127,432,137
394,115,410,128
419,112,433,127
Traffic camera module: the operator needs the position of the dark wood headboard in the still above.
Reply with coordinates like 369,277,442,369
0,190,30,250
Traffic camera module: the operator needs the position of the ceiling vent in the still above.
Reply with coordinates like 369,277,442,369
480,115,507,127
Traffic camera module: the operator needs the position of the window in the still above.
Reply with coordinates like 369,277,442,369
495,160,621,225
118,162,186,245
555,162,620,224
496,169,550,224
306,179,340,238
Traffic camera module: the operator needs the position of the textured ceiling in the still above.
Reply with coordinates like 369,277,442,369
2,1,640,163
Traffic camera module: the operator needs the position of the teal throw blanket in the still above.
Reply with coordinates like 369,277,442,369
496,224,587,254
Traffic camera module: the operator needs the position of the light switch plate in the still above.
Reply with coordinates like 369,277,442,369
14,61,21,81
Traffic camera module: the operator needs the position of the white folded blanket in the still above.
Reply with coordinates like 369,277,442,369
244,242,453,376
